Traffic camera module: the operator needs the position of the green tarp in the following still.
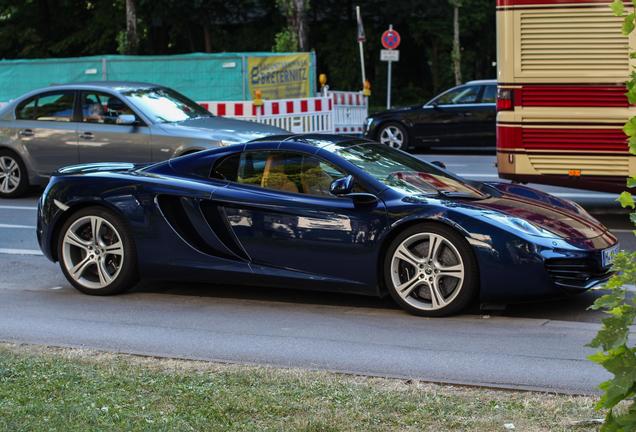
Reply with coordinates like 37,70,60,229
0,52,316,102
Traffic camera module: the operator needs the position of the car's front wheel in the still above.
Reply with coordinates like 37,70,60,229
0,150,28,198
384,223,477,317
378,122,408,150
58,207,138,295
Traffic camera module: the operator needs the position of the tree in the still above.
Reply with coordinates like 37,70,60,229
276,0,309,51
449,0,462,85
125,0,139,54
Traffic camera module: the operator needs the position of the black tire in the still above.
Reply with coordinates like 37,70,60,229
0,149,29,198
377,122,409,150
57,206,138,295
383,223,478,317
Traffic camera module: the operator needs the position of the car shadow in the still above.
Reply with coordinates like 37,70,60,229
130,280,610,323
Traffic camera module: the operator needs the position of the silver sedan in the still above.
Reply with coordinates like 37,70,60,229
0,81,286,197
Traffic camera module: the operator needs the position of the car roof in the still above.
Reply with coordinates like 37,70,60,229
465,79,496,85
246,134,372,150
23,81,164,95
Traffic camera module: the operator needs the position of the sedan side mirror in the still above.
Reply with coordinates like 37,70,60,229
330,175,354,196
116,114,137,125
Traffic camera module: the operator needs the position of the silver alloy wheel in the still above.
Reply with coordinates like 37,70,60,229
390,232,465,311
62,216,125,289
0,156,20,194
379,125,404,149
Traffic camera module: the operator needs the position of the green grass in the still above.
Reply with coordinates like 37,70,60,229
0,343,602,431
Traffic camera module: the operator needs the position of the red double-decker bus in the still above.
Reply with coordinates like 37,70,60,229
496,0,635,192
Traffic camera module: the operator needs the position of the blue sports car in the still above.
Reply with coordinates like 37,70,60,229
37,134,618,316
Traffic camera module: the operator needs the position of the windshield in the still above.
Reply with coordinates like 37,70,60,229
336,143,488,199
122,87,212,123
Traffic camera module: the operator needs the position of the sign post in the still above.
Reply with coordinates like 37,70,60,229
356,6,366,89
381,25,401,109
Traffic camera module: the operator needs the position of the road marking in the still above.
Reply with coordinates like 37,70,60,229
613,229,634,233
0,248,43,256
0,205,37,210
0,223,36,229
457,173,499,178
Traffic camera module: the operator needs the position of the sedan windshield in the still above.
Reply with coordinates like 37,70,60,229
337,143,488,199
122,87,212,123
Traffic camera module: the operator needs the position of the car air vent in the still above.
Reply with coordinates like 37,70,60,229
545,258,612,290
156,195,237,259
199,201,249,260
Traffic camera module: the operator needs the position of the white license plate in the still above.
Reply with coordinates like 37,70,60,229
602,244,619,268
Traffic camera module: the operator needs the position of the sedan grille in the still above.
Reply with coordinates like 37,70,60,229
545,258,613,290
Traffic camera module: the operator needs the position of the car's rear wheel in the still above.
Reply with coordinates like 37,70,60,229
384,223,477,317
0,150,28,198
58,207,138,295
378,122,408,150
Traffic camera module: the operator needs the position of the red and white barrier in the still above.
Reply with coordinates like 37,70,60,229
197,90,367,135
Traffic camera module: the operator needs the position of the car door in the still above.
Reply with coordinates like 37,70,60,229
205,149,388,291
14,91,79,174
472,83,497,147
412,84,483,147
77,91,151,164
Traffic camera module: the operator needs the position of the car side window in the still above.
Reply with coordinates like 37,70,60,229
18,92,75,122
481,85,496,104
80,91,136,124
212,151,348,197
433,85,480,105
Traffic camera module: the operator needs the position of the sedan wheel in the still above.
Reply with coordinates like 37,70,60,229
0,152,27,198
379,124,407,149
59,207,137,295
385,224,477,316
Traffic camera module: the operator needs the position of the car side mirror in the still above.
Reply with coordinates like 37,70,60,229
431,160,447,169
116,114,137,125
330,175,354,196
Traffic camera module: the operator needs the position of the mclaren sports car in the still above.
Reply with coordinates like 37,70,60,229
37,135,619,316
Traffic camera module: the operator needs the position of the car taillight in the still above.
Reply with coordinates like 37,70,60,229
496,88,514,111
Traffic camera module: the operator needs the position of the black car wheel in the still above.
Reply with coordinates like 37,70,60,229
384,223,478,317
378,122,408,150
58,206,138,295
0,149,28,198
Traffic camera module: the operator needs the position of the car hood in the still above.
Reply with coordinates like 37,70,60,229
464,184,609,240
158,116,288,143
370,106,419,117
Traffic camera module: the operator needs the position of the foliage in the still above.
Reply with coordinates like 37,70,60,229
587,2,636,430
272,28,298,52
0,0,496,105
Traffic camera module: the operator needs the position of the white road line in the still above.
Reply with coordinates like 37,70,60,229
0,248,42,256
0,205,37,210
552,193,617,199
0,224,36,229
613,229,634,233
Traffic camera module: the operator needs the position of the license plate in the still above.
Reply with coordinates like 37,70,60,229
602,244,619,268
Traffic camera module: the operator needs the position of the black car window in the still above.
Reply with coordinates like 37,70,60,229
481,85,496,103
432,85,480,105
214,151,346,197
81,91,136,124
15,96,37,120
19,92,75,122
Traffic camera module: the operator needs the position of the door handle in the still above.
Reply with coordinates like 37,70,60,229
79,132,94,140
18,129,34,137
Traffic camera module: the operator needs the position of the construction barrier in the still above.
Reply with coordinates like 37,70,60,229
199,90,368,135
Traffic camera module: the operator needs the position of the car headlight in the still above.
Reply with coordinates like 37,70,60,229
483,212,559,238
365,117,375,130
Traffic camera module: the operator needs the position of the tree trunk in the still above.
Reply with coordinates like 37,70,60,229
125,0,139,54
203,26,212,53
451,2,462,85
294,0,308,51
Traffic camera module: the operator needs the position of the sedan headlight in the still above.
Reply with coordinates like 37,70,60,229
483,212,559,238
365,117,375,131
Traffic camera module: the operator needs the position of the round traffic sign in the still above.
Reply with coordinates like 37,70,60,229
381,28,401,50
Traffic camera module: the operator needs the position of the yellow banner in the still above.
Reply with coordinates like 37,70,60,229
247,54,311,100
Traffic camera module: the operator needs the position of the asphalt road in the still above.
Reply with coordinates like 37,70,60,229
0,153,634,394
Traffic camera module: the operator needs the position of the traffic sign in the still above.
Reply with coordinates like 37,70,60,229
380,49,399,62
381,28,401,50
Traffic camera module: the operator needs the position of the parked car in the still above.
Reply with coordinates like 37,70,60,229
364,79,496,151
37,134,617,317
0,81,286,198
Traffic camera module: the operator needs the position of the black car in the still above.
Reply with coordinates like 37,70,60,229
364,80,496,151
